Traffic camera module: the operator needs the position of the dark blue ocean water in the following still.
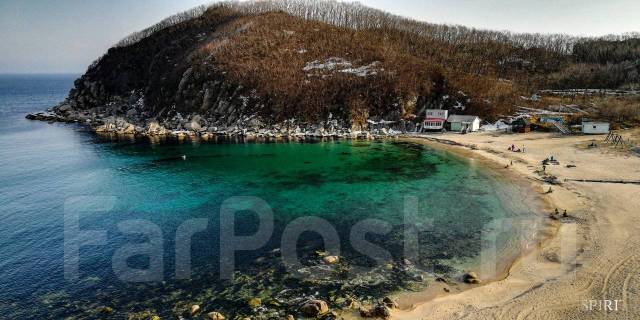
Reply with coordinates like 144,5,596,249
0,75,540,319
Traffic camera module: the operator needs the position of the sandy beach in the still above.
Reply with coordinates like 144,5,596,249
391,130,640,319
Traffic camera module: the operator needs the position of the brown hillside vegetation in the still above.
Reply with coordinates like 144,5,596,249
64,0,640,128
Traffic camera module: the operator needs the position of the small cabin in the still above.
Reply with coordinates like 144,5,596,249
447,115,481,133
422,109,449,131
582,121,610,135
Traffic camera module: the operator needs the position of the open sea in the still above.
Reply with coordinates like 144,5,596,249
0,74,541,319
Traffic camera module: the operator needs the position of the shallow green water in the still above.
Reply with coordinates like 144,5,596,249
0,75,541,319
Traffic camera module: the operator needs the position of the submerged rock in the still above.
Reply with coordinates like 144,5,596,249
323,256,340,264
190,304,201,315
248,297,262,308
207,311,225,320
300,299,329,317
99,306,114,314
127,310,161,320
315,250,329,257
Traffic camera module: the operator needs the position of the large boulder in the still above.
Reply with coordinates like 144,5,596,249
359,304,391,319
184,119,202,132
121,124,136,134
463,272,481,284
207,311,225,320
146,121,168,135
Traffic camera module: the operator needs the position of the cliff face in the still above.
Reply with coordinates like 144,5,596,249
63,8,255,134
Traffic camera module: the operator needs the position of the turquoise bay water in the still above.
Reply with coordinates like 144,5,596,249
0,75,540,319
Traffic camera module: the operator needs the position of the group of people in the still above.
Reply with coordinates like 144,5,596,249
508,144,525,153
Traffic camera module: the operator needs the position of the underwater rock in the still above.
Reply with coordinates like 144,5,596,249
190,304,201,315
300,299,329,317
248,297,262,308
463,272,481,284
126,310,161,320
207,311,225,320
99,306,114,314
323,256,340,264
315,250,329,257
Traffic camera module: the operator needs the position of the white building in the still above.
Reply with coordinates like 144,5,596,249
422,109,448,131
582,121,610,135
447,115,481,132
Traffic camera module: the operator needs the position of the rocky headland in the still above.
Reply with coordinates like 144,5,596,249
27,1,640,140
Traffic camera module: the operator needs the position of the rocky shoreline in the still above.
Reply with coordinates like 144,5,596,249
26,103,403,141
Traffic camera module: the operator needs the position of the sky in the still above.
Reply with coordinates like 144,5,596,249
1,0,639,74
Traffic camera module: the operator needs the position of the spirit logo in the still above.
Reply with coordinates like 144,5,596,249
583,299,623,312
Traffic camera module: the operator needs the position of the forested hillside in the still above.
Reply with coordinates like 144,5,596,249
52,0,640,134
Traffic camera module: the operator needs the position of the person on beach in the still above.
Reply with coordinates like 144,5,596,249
563,210,568,218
